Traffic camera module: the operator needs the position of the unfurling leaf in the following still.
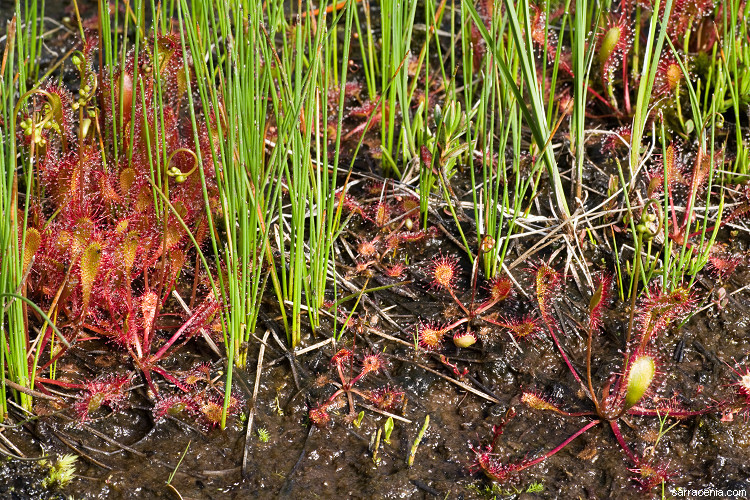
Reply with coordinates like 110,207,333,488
624,354,656,409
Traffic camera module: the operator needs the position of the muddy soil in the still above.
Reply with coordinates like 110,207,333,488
3,241,749,499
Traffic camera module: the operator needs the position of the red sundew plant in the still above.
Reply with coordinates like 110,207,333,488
365,386,406,412
470,268,747,492
706,246,743,281
335,183,435,281
629,460,676,491
18,33,226,418
415,250,517,352
308,348,404,427
71,373,133,424
724,361,750,419
152,366,244,431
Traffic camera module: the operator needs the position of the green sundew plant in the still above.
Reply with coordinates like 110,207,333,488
0,19,29,419
279,5,322,348
16,0,44,84
182,0,360,355
615,34,727,298
467,5,515,278
353,0,377,101
462,2,562,278
422,95,475,261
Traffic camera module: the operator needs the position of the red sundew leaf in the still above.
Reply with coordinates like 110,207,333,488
707,252,742,280
428,254,461,291
471,447,524,484
636,285,695,342
629,460,675,492
400,195,421,215
416,321,448,351
653,53,686,97
153,394,195,421
372,202,391,227
199,398,224,428
487,276,513,302
73,373,133,424
140,291,159,325
38,81,76,146
330,348,354,367
308,405,331,428
493,314,542,340
357,238,379,258
22,227,41,275
80,242,103,311
398,229,432,244
589,274,613,333
521,391,567,414
530,262,561,325
360,353,386,376
366,386,405,411
383,262,406,279
602,126,632,154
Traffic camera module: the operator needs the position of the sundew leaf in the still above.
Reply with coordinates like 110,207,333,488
23,227,41,275
80,242,102,310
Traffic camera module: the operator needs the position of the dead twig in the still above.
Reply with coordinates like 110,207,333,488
242,329,270,478
389,355,499,404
